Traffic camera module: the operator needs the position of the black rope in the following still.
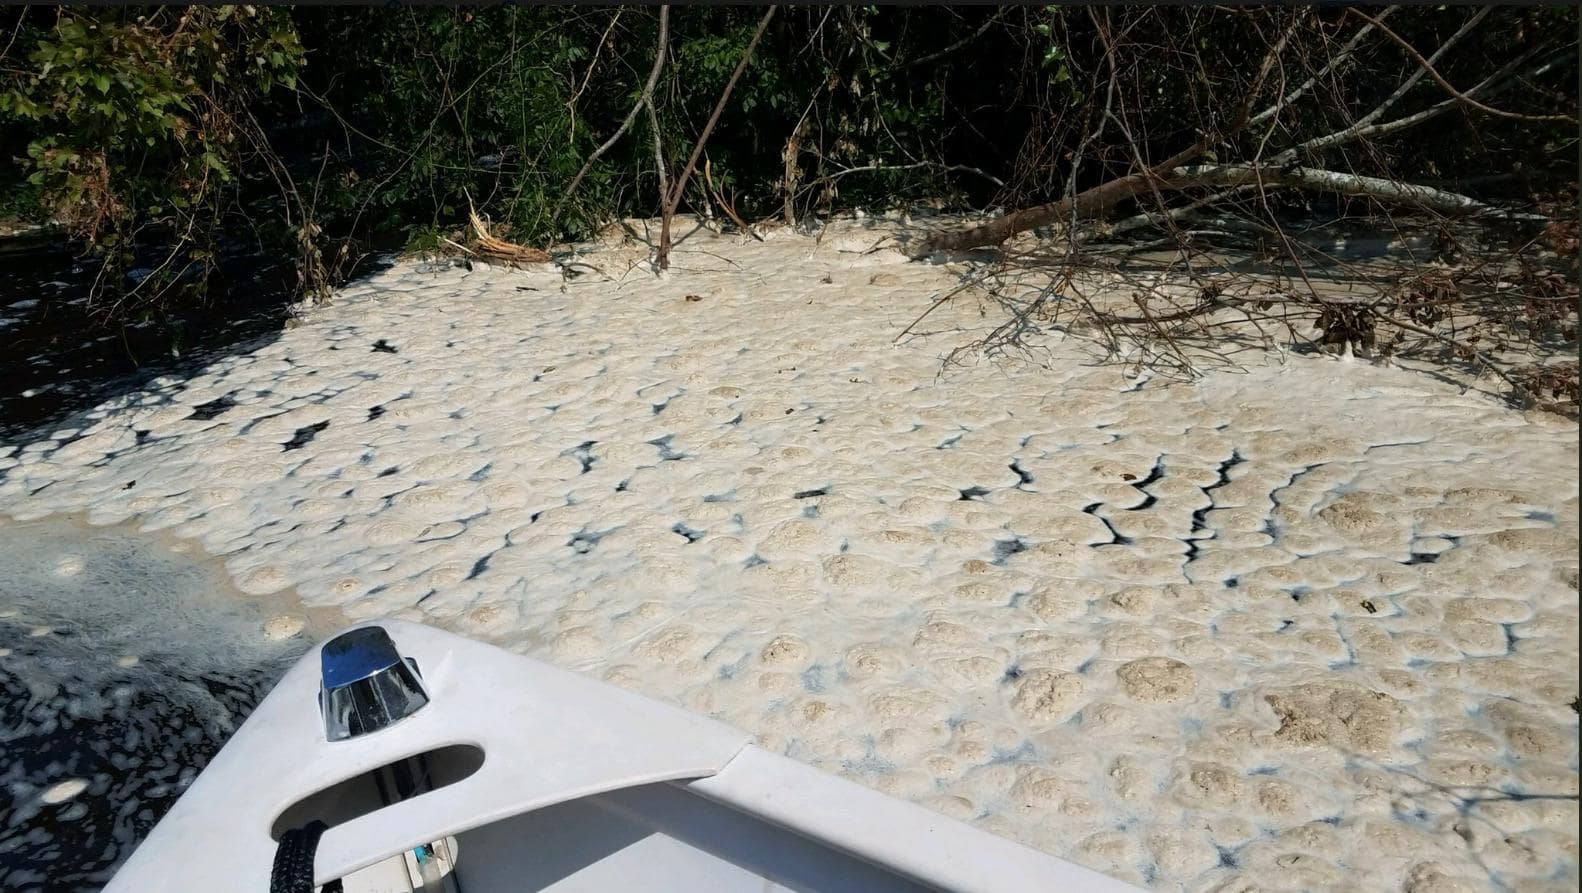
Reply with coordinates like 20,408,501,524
271,820,344,893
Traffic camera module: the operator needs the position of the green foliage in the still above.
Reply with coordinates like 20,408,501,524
0,5,1573,323
0,7,304,311
295,8,601,244
293,7,1008,245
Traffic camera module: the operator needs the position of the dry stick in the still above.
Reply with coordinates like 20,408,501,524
1241,9,1397,316
778,82,827,228
1074,11,1389,254
1346,8,1575,123
782,133,812,224
895,247,1060,343
704,158,761,238
1095,9,1303,287
1066,8,1122,245
781,118,806,228
1087,184,1265,243
657,5,777,270
821,160,1006,188
644,96,668,217
1094,11,1202,275
914,139,1209,257
1378,310,1525,395
1279,7,1494,165
554,5,670,224
1293,46,1560,161
567,9,625,141
922,13,1565,258
895,279,984,342
1055,246,1550,396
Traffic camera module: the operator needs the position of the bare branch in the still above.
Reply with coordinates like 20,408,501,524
822,160,1006,189
644,96,668,215
1247,7,1396,129
657,5,777,269
1083,184,1265,243
554,5,669,225
1171,164,1549,221
1294,46,1568,158
567,9,624,141
916,14,1298,256
1347,8,1576,123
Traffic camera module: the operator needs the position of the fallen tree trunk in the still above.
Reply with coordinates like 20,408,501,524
914,161,1547,257
909,140,1212,256
1167,164,1551,222
912,10,1564,258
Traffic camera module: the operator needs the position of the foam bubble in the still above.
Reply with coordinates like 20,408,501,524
39,779,89,805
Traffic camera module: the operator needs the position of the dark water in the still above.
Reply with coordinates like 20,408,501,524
0,231,392,440
0,230,382,888
0,233,299,439
0,518,312,891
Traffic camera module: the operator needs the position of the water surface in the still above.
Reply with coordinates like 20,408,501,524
0,516,321,891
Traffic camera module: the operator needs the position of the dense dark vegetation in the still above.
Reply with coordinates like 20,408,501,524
0,6,1576,406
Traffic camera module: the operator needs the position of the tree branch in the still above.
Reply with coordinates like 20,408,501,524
657,5,776,269
1170,163,1550,221
553,5,669,226
1284,44,1565,163
1082,184,1265,243
822,160,1006,189
1347,8,1576,123
1247,7,1395,129
567,9,624,141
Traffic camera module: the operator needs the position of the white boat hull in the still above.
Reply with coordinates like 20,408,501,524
108,620,1138,892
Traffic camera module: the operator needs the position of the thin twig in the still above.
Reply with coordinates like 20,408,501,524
567,9,624,141
821,160,1006,189
900,10,1002,70
704,158,760,238
1296,46,1564,159
645,96,668,216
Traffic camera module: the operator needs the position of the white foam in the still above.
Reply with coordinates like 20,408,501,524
1,220,1576,891
39,778,89,805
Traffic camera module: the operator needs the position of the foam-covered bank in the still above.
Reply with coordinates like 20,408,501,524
2,221,1576,891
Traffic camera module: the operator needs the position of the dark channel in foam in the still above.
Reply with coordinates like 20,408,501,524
0,517,316,890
